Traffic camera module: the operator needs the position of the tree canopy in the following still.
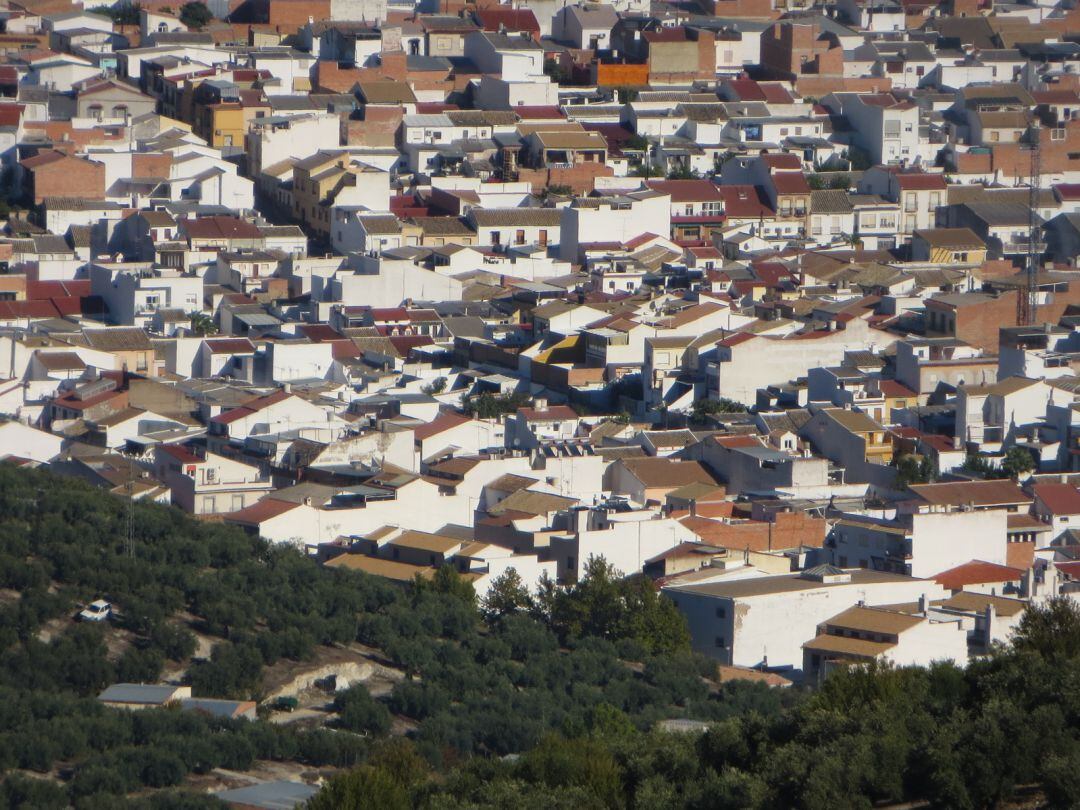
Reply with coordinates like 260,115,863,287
178,0,211,29
8,463,1080,809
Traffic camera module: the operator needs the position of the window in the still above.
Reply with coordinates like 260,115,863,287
515,229,525,245
112,105,128,118
203,496,215,512
491,231,501,245
715,606,726,618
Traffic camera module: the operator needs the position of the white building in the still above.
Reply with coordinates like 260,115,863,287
802,604,969,684
664,565,949,670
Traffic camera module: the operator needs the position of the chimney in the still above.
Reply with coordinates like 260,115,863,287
917,593,927,614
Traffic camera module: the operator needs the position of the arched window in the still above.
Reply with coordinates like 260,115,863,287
112,104,128,119
88,104,103,120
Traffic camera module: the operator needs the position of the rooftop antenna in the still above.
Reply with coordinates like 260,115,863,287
1018,111,1040,327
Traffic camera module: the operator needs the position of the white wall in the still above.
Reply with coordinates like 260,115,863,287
666,575,948,669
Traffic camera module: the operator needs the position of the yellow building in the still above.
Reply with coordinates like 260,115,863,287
911,228,988,265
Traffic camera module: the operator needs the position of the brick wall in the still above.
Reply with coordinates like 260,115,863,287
594,63,649,88
795,75,892,97
950,283,1080,352
977,119,1080,181
132,152,172,179
517,163,613,195
686,510,826,552
702,0,778,18
266,0,331,26
314,61,363,93
344,106,401,147
30,156,106,204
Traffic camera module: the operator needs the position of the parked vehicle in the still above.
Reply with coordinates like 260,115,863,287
273,696,299,712
78,599,112,623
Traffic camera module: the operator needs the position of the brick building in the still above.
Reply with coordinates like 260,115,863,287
643,27,716,84
20,149,106,204
760,21,843,81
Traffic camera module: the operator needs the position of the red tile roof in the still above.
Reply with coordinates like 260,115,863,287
713,435,762,448
413,410,471,441
879,379,917,398
474,7,539,34
204,338,255,354
26,279,91,299
1034,483,1080,515
718,185,773,218
1056,561,1080,579
717,331,755,348
908,479,1030,507
181,216,262,240
53,387,126,411
760,83,796,104
368,307,408,320
646,179,724,203
225,497,300,525
894,172,947,190
518,405,578,422
0,300,63,319
414,102,460,114
772,171,811,194
387,335,434,355
0,104,23,127
298,324,344,342
761,153,802,170
158,444,203,464
515,106,565,119
1054,183,1080,201
726,78,768,101
20,149,68,169
753,261,795,286
1033,89,1080,105
643,27,692,42
210,389,292,425
934,560,1024,591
